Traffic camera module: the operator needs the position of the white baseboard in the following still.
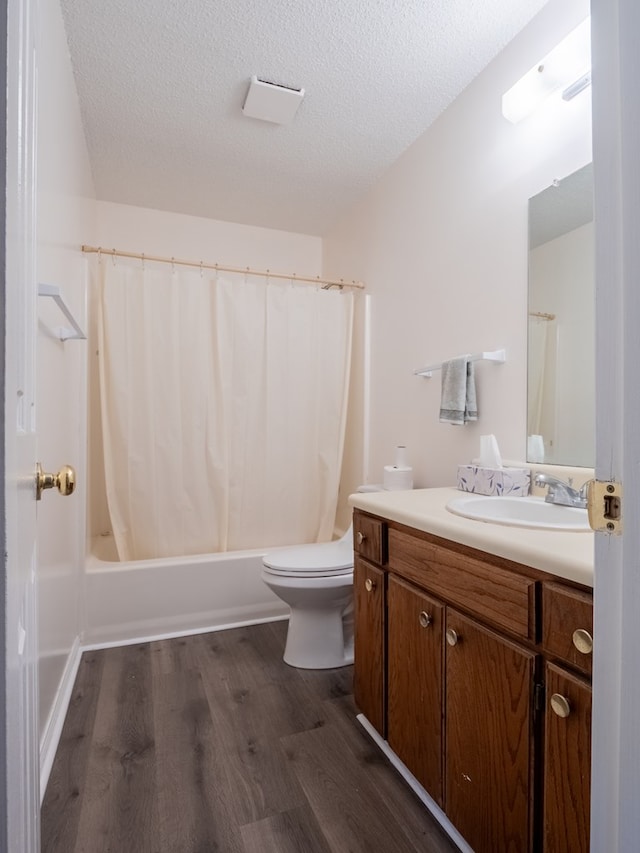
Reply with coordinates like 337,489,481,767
81,612,288,652
356,714,474,853
40,636,83,804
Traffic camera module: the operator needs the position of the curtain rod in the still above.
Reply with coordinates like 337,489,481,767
81,245,365,290
528,311,556,321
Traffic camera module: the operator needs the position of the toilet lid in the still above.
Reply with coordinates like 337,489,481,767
263,540,354,576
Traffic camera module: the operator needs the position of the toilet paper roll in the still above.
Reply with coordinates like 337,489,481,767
394,445,409,468
383,465,413,491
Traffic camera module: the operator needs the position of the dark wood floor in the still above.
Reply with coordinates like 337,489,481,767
41,621,459,853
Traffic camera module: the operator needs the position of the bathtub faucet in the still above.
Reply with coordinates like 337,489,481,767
533,472,588,509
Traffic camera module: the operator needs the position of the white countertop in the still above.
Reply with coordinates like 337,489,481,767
349,487,594,588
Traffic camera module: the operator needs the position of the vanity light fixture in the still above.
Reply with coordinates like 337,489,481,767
502,17,591,123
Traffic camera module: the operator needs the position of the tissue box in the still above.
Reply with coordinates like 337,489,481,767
457,465,530,497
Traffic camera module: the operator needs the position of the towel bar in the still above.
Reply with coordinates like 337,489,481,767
414,349,506,378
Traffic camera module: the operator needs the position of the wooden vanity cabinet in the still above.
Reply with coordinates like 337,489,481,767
352,509,593,853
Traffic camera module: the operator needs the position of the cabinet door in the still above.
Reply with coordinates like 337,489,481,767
445,609,536,853
353,557,385,735
387,576,444,806
543,663,591,853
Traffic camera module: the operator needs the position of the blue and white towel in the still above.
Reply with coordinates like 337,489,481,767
439,356,478,425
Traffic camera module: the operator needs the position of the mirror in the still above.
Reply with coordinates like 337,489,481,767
527,163,594,467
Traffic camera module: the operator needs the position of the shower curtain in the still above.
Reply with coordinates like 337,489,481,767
527,314,558,451
97,259,354,561
527,315,550,436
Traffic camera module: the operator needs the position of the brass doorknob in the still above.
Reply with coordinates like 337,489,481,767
356,531,365,545
550,693,571,718
419,611,432,628
572,629,593,655
364,578,375,592
36,463,76,501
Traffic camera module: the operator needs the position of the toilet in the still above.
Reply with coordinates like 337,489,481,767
262,524,355,669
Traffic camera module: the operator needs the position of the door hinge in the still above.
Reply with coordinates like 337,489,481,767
586,479,623,534
534,682,545,715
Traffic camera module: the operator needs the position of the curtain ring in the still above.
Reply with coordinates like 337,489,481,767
111,248,116,267
200,260,204,278
171,256,175,274
141,252,145,270
97,247,102,265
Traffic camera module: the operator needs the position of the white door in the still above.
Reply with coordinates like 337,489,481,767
3,0,40,850
591,0,640,848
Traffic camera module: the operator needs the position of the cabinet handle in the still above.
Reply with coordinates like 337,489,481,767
550,693,571,718
572,628,593,655
419,611,432,628
356,531,365,546
364,578,376,593
446,628,459,646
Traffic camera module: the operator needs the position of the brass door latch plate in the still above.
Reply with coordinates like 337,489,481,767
586,480,622,534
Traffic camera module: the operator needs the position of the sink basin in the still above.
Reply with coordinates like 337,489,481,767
446,494,591,531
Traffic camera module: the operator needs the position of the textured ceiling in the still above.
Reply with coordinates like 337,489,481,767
60,0,551,236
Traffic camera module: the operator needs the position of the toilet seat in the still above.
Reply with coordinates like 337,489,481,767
263,540,353,578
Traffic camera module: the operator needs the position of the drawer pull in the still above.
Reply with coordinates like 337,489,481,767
446,628,459,646
419,611,432,628
356,531,365,546
364,578,376,593
572,628,593,655
550,693,571,718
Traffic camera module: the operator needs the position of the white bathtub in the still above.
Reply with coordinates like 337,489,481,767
84,535,288,647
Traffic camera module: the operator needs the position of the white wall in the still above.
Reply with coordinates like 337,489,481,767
324,0,592,520
530,222,595,466
88,202,323,538
36,0,96,757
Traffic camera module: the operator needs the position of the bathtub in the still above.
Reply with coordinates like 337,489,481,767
84,535,288,647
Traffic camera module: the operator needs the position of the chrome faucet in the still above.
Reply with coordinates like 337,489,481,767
533,472,588,509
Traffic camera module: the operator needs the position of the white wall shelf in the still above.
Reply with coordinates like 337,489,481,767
38,283,86,341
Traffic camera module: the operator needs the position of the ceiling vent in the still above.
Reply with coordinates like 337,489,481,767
242,76,305,125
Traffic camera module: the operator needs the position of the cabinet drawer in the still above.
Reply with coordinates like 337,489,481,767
388,528,536,640
353,512,384,565
542,583,593,676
